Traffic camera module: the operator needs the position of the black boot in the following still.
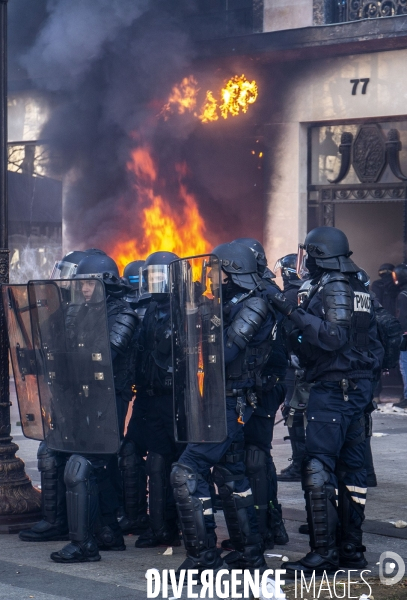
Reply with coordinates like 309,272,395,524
135,521,181,548
171,463,226,575
278,425,305,482
118,440,149,534
50,455,101,564
285,459,339,577
50,538,101,563
20,442,69,542
269,503,289,545
95,524,126,551
277,459,302,482
224,533,266,573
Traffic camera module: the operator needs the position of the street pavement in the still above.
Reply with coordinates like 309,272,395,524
0,382,407,599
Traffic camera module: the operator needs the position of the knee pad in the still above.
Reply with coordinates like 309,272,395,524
37,441,65,472
245,445,267,476
170,463,198,501
213,464,239,498
302,457,331,490
64,454,93,489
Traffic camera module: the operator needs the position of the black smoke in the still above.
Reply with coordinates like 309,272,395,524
9,0,265,258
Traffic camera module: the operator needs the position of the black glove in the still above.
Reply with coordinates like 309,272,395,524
269,292,295,316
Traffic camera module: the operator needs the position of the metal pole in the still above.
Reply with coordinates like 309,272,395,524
0,0,41,532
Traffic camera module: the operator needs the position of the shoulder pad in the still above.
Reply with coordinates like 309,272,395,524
320,272,349,286
227,296,269,350
242,296,269,315
322,277,352,327
110,310,138,355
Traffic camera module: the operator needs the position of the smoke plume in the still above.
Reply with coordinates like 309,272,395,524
9,0,264,261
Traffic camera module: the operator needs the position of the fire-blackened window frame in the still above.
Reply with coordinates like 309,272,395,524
307,118,407,260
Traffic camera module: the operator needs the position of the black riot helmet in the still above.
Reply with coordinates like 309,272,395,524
297,226,359,277
76,253,120,280
84,248,106,255
274,253,299,281
356,268,370,290
50,248,107,280
124,260,145,290
212,242,261,290
233,238,267,268
139,251,179,297
378,263,395,278
393,264,407,286
50,250,87,280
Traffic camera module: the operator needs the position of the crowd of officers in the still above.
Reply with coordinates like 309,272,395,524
16,226,404,578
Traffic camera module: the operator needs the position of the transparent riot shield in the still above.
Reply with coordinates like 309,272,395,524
28,279,120,455
170,255,227,443
2,285,44,440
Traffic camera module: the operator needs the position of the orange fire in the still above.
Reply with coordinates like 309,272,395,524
161,75,199,120
162,74,258,124
219,75,258,119
111,146,211,274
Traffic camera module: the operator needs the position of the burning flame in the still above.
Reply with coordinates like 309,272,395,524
199,91,219,123
161,75,199,119
162,74,258,124
111,146,211,274
219,75,258,119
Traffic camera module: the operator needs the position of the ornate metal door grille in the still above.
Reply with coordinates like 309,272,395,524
346,0,407,21
308,122,407,260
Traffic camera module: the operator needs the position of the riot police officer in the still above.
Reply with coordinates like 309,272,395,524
19,249,109,544
131,251,183,548
271,227,384,576
171,242,280,575
123,260,145,304
222,238,289,549
117,261,149,536
48,253,138,562
274,254,306,483
371,263,398,316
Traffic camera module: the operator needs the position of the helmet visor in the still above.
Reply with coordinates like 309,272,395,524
140,265,170,295
296,245,309,280
50,260,78,280
273,258,283,278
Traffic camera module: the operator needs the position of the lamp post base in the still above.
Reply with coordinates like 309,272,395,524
0,437,41,533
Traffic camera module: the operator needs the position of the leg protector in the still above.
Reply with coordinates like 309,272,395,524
213,462,258,551
146,452,167,536
38,441,67,525
118,439,148,521
64,455,98,543
245,445,270,543
337,480,367,568
302,458,338,555
170,463,215,556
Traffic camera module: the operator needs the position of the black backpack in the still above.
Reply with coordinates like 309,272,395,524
374,302,402,370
